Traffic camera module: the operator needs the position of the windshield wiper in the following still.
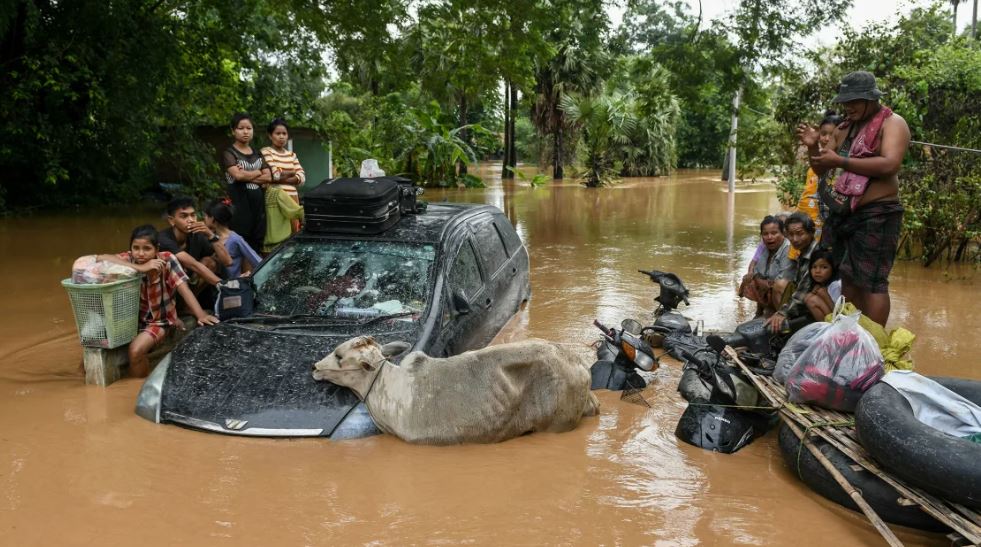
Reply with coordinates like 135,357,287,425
226,313,345,324
267,312,416,331
358,312,416,326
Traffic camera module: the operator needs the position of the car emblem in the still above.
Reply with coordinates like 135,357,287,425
224,419,248,430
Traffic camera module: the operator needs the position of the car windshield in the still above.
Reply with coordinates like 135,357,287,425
251,239,437,322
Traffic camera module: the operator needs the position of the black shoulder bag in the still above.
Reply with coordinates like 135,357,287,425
215,277,257,320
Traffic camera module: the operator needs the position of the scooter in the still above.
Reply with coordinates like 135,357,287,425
589,269,693,391
590,319,659,391
638,269,695,345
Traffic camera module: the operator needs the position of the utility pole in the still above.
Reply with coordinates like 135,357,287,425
972,0,977,38
726,85,743,194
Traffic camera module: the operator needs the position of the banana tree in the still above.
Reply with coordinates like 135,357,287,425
402,102,486,188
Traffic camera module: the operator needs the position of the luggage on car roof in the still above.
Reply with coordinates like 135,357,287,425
304,177,401,234
390,176,424,215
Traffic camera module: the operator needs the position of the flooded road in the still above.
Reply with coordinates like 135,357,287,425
0,169,977,545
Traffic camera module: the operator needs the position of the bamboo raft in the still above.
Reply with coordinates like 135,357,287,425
722,347,981,546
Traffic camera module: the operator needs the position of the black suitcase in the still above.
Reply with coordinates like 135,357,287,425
304,177,401,234
387,176,424,215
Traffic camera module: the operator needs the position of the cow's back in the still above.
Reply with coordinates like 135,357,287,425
392,340,594,444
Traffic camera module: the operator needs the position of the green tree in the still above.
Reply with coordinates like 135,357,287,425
411,2,499,175
560,93,637,187
606,55,681,176
531,0,612,179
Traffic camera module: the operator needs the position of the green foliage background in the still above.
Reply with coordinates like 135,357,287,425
0,0,978,263
773,5,981,263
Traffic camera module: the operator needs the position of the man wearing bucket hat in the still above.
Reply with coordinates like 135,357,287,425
796,71,910,327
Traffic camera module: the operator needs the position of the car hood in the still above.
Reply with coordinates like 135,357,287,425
159,321,417,437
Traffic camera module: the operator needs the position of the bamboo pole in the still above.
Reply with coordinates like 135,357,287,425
725,347,981,543
781,417,905,547
720,347,901,545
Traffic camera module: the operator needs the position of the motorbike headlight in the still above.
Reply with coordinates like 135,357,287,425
134,353,170,423
621,341,637,363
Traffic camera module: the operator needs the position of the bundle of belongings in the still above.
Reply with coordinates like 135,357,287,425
774,302,916,412
71,255,138,285
882,371,981,443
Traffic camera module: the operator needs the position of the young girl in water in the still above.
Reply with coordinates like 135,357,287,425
97,225,219,377
804,249,836,321
204,199,262,278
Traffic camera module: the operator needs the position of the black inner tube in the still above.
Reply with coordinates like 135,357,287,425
777,422,949,532
855,376,981,510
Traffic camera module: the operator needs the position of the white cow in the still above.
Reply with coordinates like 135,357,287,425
312,336,600,445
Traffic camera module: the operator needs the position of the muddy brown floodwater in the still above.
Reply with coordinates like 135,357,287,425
0,168,977,545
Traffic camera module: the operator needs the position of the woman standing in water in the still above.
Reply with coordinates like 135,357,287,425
261,118,306,233
222,113,271,251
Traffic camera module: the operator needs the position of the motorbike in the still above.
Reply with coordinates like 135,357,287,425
588,268,790,453
638,269,695,345
589,319,658,391
589,269,694,391
589,268,813,392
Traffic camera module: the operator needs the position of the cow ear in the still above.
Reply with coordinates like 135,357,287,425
380,341,410,358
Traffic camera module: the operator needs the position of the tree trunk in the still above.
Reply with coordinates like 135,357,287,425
953,1,959,34
972,0,977,38
502,80,512,178
507,81,518,176
553,126,564,179
458,96,468,176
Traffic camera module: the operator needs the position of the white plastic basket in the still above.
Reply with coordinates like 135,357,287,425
61,276,141,348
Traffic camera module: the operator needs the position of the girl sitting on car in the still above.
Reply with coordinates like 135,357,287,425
96,225,219,377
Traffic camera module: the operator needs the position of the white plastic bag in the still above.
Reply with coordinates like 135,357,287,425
774,322,830,385
785,312,885,411
71,255,138,284
359,159,386,178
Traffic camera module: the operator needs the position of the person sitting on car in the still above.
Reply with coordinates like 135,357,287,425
158,197,233,308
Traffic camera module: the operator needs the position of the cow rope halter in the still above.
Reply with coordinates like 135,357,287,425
360,357,389,401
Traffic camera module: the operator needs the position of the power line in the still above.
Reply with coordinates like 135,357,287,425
910,140,981,154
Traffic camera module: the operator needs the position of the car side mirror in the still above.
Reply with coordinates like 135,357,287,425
452,289,472,316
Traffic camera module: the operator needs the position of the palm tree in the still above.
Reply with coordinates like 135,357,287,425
560,93,637,187
951,0,962,33
532,38,608,179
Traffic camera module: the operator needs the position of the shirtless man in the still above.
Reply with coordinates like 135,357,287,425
797,71,910,326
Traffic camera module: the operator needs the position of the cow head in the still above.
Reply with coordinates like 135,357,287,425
312,336,410,397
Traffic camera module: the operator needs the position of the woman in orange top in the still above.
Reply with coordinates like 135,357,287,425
261,118,306,233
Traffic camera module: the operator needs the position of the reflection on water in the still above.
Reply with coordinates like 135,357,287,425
0,167,974,545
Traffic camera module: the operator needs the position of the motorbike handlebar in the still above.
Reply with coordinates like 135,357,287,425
638,269,666,282
593,319,614,336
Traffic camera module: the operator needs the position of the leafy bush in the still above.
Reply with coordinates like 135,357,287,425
773,162,809,208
